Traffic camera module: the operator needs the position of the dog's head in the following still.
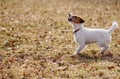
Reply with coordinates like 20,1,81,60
68,13,84,24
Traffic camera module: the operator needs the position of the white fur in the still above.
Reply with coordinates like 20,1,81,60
70,21,118,55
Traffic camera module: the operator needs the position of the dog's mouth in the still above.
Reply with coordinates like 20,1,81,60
68,18,72,21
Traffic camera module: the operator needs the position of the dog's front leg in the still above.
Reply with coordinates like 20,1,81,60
74,44,85,55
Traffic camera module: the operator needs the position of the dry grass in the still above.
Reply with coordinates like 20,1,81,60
0,0,120,79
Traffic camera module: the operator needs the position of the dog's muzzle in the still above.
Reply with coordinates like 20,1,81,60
68,18,72,21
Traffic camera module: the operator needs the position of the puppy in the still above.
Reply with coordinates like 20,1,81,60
68,13,118,55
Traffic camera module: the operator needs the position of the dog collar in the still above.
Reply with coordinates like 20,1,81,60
74,28,81,34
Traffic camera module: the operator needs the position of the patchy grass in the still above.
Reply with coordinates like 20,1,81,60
0,0,120,79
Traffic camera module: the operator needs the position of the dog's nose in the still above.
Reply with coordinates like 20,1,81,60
69,13,71,17
69,13,72,17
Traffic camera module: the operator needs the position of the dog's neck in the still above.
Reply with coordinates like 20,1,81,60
72,23,84,32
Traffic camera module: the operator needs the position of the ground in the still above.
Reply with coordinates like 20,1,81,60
0,0,120,79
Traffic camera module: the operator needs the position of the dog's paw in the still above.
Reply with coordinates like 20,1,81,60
70,54,77,58
71,53,82,59
100,51,104,54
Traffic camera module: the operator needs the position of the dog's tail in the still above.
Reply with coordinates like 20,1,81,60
108,21,118,34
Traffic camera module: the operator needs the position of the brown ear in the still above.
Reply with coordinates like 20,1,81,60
79,18,84,23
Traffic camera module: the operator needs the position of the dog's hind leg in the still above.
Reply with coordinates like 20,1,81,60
98,40,110,54
74,44,86,55
100,45,109,54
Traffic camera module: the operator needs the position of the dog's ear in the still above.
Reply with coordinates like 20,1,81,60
79,18,84,23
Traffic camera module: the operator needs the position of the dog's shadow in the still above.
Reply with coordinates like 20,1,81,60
73,53,120,65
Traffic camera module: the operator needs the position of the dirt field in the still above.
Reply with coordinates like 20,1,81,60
0,0,120,79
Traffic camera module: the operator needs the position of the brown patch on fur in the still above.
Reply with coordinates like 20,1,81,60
72,16,84,24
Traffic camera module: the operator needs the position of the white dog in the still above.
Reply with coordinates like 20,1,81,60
68,13,118,55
